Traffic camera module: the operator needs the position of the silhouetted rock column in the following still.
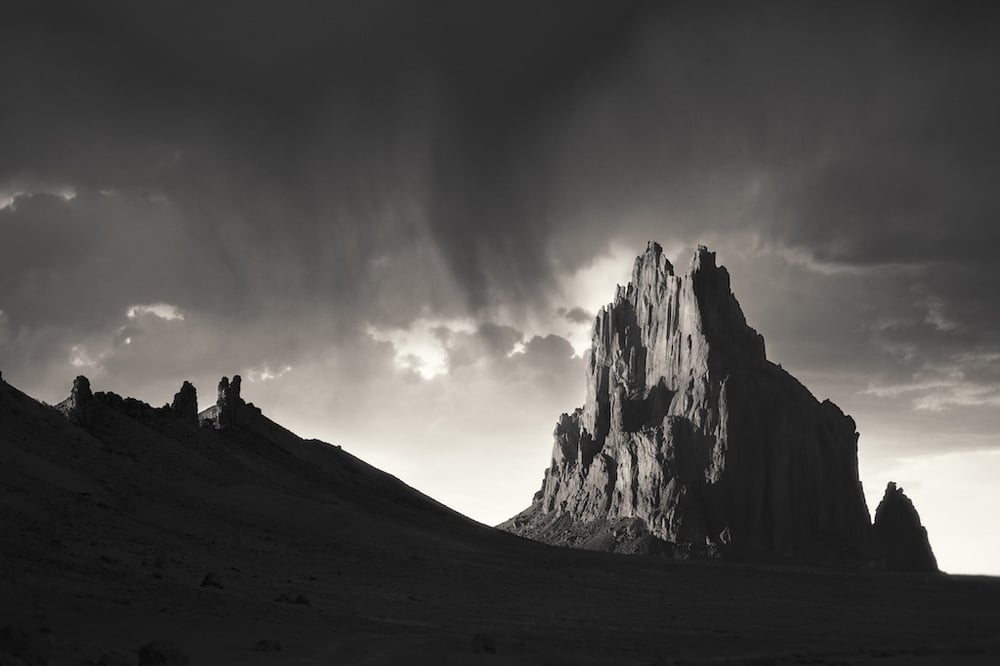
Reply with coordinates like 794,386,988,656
873,482,939,572
216,375,242,429
59,375,96,427
170,381,199,426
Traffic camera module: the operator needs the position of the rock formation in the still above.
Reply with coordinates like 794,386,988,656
502,243,873,561
873,482,938,572
170,381,199,425
198,375,244,429
217,375,241,428
56,375,96,427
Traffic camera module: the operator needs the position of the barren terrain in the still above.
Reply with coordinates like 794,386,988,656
2,377,998,665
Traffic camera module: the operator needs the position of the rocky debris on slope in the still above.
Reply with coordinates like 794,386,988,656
502,242,874,562
873,482,939,572
254,640,283,653
200,572,224,589
56,375,96,427
169,381,198,426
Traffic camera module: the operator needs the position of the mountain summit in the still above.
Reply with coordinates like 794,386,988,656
502,242,881,562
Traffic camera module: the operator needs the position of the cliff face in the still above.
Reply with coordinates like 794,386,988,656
503,242,873,560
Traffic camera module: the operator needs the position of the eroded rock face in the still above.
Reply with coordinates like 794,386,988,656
873,482,938,572
502,242,873,560
218,375,241,428
198,375,244,429
56,375,96,427
170,381,199,425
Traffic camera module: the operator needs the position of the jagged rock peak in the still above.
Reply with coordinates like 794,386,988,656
873,482,939,572
216,375,242,429
502,243,873,563
57,375,96,427
170,381,199,426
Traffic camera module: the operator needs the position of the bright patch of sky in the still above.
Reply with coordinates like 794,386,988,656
365,317,477,379
126,303,185,321
245,363,293,383
0,186,77,210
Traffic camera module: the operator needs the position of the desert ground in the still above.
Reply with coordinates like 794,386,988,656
2,377,998,665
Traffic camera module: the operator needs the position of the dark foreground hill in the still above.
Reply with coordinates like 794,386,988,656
1,372,998,665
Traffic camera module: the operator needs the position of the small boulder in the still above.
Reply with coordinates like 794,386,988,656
200,573,223,589
471,633,497,654
253,640,282,653
137,642,188,666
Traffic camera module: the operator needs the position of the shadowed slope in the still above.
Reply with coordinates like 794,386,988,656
0,372,990,665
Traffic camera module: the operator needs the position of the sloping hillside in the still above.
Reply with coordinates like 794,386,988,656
1,374,998,665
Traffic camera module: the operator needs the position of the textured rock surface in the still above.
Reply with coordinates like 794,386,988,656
198,375,244,429
56,375,96,427
502,242,873,561
873,482,939,572
170,381,199,425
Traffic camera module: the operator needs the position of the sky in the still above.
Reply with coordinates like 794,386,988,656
2,1,999,575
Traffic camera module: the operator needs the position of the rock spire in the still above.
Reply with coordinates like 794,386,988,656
56,375,96,428
195,375,245,429
873,482,938,572
170,381,199,426
503,242,874,561
216,375,241,428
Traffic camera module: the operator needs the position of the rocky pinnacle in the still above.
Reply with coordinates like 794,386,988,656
216,375,242,429
873,482,938,572
170,381,199,426
503,242,874,561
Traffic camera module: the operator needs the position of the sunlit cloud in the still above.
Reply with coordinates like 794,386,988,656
365,317,477,379
924,300,959,332
0,186,77,210
69,344,99,369
245,363,293,383
126,303,185,321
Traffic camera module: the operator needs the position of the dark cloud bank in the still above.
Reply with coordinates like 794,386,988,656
2,2,1000,561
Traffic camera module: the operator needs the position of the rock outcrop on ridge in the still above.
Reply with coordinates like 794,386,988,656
170,381,199,426
873,482,938,572
502,242,874,561
56,375,96,428
199,375,243,429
